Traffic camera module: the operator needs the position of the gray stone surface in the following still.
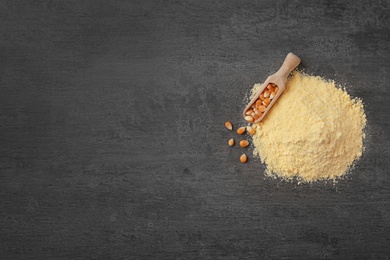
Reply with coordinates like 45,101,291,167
1,1,390,259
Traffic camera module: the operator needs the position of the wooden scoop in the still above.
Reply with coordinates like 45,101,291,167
243,52,301,123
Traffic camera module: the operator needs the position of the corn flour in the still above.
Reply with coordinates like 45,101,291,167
250,71,366,182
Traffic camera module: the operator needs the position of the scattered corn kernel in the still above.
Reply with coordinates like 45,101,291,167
228,139,234,146
240,140,249,148
247,126,256,135
237,127,246,135
225,121,232,130
240,154,248,163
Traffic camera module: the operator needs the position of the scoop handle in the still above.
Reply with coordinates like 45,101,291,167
274,52,301,77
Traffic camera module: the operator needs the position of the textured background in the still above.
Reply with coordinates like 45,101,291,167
1,0,390,259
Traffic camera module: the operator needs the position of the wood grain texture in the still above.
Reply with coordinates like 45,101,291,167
1,0,390,259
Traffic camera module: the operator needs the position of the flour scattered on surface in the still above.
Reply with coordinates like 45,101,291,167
250,71,366,182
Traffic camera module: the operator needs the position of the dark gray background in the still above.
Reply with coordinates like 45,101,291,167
1,0,390,259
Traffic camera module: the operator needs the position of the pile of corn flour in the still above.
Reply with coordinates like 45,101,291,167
250,71,366,182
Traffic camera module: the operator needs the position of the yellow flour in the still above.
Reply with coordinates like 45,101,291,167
250,71,366,182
